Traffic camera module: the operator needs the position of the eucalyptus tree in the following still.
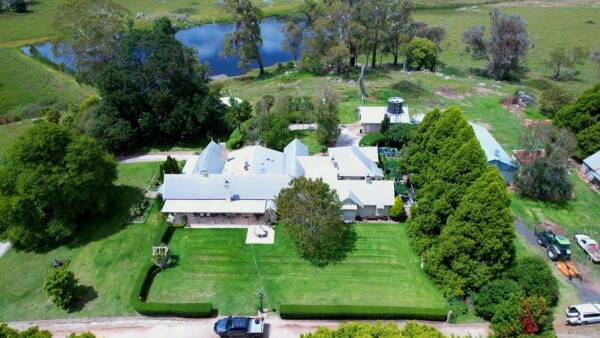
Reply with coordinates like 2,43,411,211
222,0,265,76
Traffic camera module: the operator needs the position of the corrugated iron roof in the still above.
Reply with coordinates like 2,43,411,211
470,122,516,168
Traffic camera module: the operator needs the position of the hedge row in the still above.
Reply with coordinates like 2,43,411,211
130,224,214,317
279,304,449,321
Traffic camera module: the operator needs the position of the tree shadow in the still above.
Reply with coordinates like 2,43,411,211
66,185,145,249
304,226,358,268
68,285,98,313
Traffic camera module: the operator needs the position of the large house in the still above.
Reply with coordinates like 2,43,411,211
581,150,600,189
160,140,395,225
359,97,411,133
470,122,518,184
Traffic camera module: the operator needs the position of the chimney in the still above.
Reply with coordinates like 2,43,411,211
224,179,231,201
201,169,208,177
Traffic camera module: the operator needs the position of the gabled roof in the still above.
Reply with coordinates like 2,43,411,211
193,141,226,175
328,146,384,178
470,122,516,168
284,139,308,177
162,174,291,200
223,145,285,175
583,150,600,173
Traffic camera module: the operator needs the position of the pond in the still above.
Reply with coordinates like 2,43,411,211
24,18,299,77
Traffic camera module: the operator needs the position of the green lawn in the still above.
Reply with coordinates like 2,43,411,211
147,223,447,315
0,48,95,119
0,162,162,321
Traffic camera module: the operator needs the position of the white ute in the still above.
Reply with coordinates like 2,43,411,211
574,234,600,263
566,303,600,325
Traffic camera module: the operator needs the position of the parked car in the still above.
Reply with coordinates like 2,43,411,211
566,303,600,325
536,230,572,261
574,234,600,263
214,316,265,337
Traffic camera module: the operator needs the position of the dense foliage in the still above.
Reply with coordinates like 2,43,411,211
158,156,181,184
539,87,574,117
315,87,341,145
406,38,438,71
92,18,226,153
424,168,515,297
505,257,559,306
388,196,407,222
0,122,116,249
44,267,81,309
53,0,130,84
513,122,574,201
0,324,52,338
405,107,514,297
300,321,447,338
490,295,553,338
554,83,600,158
463,9,530,80
276,177,355,266
473,279,524,320
544,46,589,81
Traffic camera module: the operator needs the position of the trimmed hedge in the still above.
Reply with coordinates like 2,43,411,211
130,225,214,317
279,304,449,321
359,132,387,146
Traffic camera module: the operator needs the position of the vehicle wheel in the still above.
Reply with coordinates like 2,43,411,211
537,237,543,246
548,249,557,261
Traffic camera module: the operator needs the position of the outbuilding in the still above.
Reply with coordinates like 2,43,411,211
581,150,600,189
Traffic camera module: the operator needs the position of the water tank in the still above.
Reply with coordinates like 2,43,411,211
387,97,404,115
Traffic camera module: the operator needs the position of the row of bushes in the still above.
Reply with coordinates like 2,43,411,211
130,223,214,317
279,304,449,321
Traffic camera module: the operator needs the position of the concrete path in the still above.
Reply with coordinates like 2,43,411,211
0,241,10,258
8,316,490,338
117,152,197,164
336,122,362,147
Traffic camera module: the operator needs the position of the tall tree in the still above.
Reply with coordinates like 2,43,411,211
281,20,303,61
93,18,225,153
463,9,530,80
227,99,253,132
315,87,341,145
0,122,117,249
359,0,395,69
53,0,130,84
383,0,414,67
425,168,515,297
276,177,355,266
514,122,574,201
222,0,265,76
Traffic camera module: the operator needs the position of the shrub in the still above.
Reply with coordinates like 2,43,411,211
406,38,438,71
506,257,559,306
301,321,446,338
473,279,524,320
226,125,245,149
0,324,51,338
44,267,81,309
68,333,97,338
388,196,407,222
280,304,449,321
448,298,468,323
575,123,600,159
490,295,553,337
359,132,386,146
539,87,574,117
387,124,415,148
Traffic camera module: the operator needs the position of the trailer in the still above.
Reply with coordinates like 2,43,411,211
556,261,581,280
574,234,600,263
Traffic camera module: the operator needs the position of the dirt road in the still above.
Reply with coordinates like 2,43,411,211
8,316,489,338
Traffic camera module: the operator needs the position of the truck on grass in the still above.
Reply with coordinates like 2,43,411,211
574,234,600,263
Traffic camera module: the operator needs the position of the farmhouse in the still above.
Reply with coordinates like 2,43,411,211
359,97,411,133
581,150,600,190
160,139,395,225
470,122,518,184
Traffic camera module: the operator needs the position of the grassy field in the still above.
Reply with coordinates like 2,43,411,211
0,120,33,161
0,162,162,321
0,48,95,119
146,223,448,315
512,172,600,280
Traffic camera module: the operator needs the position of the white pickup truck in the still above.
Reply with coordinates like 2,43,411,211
566,303,600,325
574,234,600,263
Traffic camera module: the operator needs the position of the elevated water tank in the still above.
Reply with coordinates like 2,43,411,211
387,97,404,115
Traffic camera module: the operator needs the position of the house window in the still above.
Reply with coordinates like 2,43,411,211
193,213,200,217
376,208,383,216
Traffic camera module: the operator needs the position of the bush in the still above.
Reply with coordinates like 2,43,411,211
539,87,574,117
506,257,559,306
490,295,553,337
301,321,446,338
0,324,51,338
279,304,449,321
359,132,387,146
44,267,81,309
575,123,600,159
473,279,524,320
388,196,407,222
406,38,438,71
387,124,415,148
448,298,468,323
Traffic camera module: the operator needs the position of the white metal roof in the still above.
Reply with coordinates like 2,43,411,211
584,150,600,173
470,122,516,168
223,145,285,175
162,199,268,214
328,146,384,178
284,138,309,177
359,106,410,124
193,141,226,174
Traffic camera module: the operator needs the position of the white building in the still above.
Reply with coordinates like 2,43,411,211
160,140,395,225
581,150,600,190
359,97,410,133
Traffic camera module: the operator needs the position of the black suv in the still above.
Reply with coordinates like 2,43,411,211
214,316,264,337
